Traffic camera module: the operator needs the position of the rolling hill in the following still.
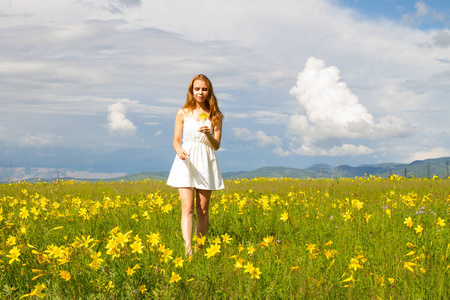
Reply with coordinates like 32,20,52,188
5,157,449,183
108,157,450,181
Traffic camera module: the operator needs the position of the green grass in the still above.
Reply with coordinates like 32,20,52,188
0,176,449,299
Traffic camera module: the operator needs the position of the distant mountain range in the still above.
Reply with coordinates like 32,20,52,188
97,156,450,182
3,157,449,183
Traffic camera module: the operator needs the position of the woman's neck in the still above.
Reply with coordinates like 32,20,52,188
195,103,209,113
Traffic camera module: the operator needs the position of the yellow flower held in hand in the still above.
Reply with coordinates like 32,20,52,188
199,113,209,124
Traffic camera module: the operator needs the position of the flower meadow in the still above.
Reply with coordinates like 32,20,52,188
0,176,449,299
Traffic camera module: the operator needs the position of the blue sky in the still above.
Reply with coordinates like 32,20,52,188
0,0,449,181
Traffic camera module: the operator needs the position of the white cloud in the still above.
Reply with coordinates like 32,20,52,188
289,143,374,157
105,102,137,135
19,133,63,147
286,57,413,156
402,1,446,27
0,0,449,172
233,127,281,147
410,147,450,161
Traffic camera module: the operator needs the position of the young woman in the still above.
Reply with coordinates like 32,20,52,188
167,74,224,256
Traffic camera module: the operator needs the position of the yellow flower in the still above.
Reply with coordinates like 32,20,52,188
234,258,246,270
261,236,274,247
437,217,446,228
199,113,209,124
388,278,395,284
58,270,71,281
194,235,206,246
280,211,289,221
19,283,46,298
348,258,363,271
161,203,173,213
341,274,354,283
243,262,255,274
160,247,173,263
415,224,423,234
173,257,184,268
306,244,316,254
404,217,414,228
324,249,337,260
138,285,147,294
247,245,256,255
213,236,222,244
221,233,232,244
89,251,104,270
169,272,181,283
406,242,416,249
19,207,29,219
6,236,17,246
364,213,372,223
343,210,352,221
126,264,141,277
146,232,161,246
130,240,143,254
106,281,115,291
205,244,221,259
403,261,417,273
250,267,262,279
77,235,94,248
324,240,333,247
6,246,21,264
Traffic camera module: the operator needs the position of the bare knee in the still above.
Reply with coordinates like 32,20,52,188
182,204,194,216
196,206,209,219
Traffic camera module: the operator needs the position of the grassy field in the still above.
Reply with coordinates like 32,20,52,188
0,176,449,299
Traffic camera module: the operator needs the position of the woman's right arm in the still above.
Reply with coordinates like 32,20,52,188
173,109,189,160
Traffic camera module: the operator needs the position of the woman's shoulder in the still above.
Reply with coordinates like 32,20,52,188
177,108,190,117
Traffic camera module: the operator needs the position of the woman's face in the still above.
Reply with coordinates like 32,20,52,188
192,80,208,104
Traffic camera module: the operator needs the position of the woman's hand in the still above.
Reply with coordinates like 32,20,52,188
176,148,189,160
198,125,211,135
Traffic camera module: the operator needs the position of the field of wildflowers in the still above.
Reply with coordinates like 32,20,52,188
0,176,449,299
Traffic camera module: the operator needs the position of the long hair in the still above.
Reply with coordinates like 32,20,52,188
183,74,223,128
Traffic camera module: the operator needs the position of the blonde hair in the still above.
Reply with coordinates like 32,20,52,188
182,74,223,128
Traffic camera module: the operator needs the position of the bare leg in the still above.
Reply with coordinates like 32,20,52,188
195,189,212,239
179,187,195,256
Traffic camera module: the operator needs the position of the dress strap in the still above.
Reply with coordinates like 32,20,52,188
179,109,186,116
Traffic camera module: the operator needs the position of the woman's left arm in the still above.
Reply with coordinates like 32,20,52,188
200,118,222,151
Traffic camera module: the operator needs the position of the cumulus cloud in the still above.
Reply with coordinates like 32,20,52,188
402,1,446,27
402,71,450,94
287,57,413,156
20,133,64,147
233,128,281,147
79,0,142,13
233,127,288,156
105,102,137,135
410,147,450,161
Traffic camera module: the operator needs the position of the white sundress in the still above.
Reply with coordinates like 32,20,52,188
166,110,224,190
